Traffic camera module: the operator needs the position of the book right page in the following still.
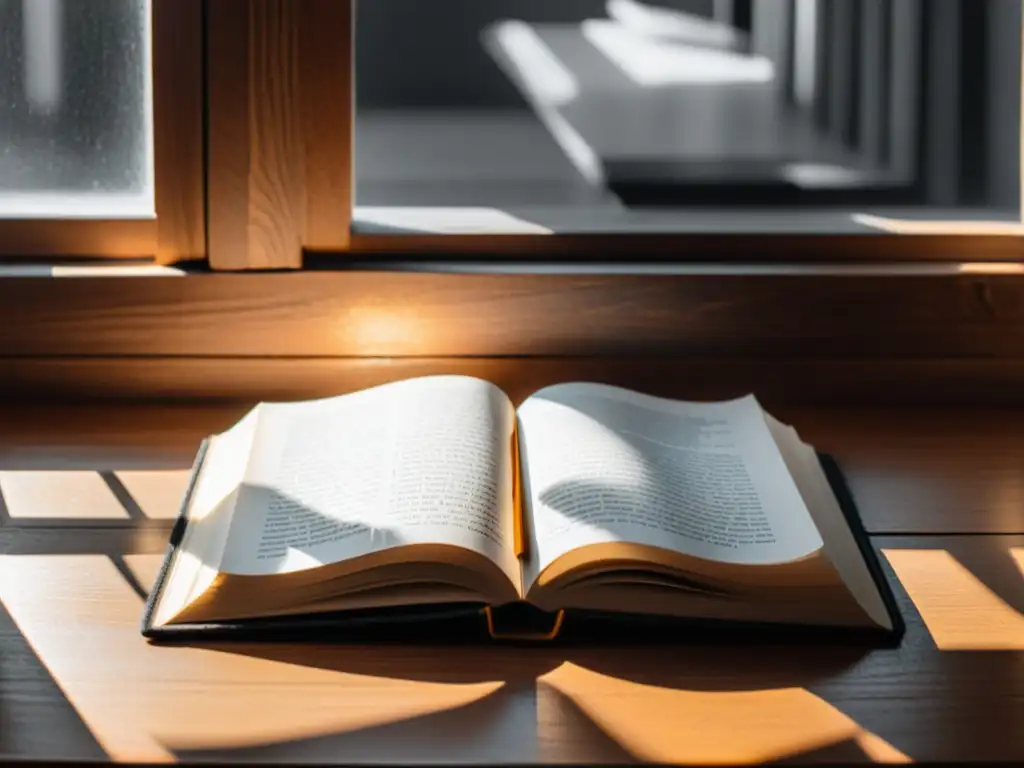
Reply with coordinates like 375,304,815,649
516,384,825,588
762,414,894,630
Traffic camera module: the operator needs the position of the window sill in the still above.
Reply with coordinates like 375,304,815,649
0,263,1023,404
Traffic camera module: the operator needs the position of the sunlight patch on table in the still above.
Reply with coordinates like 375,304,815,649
0,470,188,523
884,548,1024,651
1,471,130,521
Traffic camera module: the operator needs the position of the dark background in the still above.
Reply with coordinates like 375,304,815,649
356,0,715,108
354,0,1022,213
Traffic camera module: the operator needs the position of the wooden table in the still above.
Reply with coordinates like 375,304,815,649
1,403,1022,765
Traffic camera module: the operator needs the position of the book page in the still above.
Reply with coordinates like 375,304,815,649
152,408,260,628
517,384,824,585
217,376,520,587
763,415,893,630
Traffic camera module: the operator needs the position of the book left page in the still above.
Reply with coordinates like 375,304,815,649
213,376,522,590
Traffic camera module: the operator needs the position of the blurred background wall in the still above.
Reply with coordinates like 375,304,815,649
356,0,714,108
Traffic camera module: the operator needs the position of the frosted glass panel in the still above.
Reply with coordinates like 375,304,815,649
0,0,152,217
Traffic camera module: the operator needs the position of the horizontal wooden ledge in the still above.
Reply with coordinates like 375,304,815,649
0,219,156,259
346,232,1024,261
2,261,1022,276
322,260,1024,275
6,356,1024,406
5,269,1024,357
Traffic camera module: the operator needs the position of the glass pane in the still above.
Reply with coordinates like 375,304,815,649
356,0,1023,236
0,0,152,218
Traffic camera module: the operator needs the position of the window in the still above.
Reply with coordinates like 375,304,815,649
2,0,1022,401
0,0,203,261
1,0,1022,269
0,0,151,217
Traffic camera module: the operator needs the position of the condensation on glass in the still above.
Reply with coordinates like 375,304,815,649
0,0,152,218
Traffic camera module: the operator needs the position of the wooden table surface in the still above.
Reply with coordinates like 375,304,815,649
1,403,1022,765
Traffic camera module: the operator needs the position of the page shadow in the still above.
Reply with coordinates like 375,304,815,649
166,681,638,765
144,482,514,640
138,473,916,765
174,482,413,573
166,640,878,764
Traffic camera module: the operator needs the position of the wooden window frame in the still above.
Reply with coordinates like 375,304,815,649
206,0,353,270
0,0,1021,267
0,0,205,263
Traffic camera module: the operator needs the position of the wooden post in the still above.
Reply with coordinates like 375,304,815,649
206,0,354,270
153,0,206,264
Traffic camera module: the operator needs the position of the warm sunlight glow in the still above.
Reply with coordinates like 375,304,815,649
854,214,1024,237
0,555,504,763
344,306,431,355
1013,548,1024,579
957,263,1024,275
539,662,910,764
884,549,1024,651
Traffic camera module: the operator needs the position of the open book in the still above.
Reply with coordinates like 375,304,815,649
142,377,902,642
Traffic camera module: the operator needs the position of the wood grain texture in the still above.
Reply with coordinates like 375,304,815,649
152,0,206,264
0,534,1020,763
207,0,353,270
247,0,305,268
300,0,353,251
6,271,1024,357
9,356,1024,407
0,401,1020,535
206,0,258,270
0,220,155,259
0,0,203,261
